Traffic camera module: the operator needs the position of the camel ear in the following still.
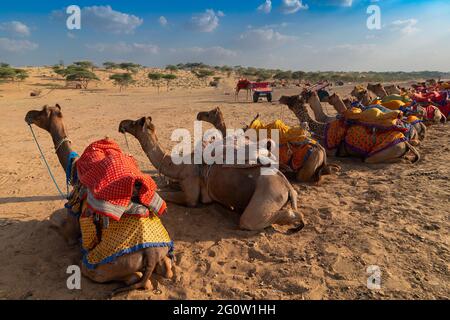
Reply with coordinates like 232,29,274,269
55,104,61,111
146,116,152,123
138,117,146,127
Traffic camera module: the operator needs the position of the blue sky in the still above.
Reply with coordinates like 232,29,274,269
0,0,449,71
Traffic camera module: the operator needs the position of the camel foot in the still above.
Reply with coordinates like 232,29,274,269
112,279,152,296
287,221,305,234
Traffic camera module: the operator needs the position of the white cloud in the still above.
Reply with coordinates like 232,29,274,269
325,0,353,6
187,9,223,32
0,37,38,52
257,0,272,14
170,46,237,64
330,43,377,53
0,21,31,37
389,19,419,36
159,16,168,27
184,46,237,58
280,0,309,14
238,28,298,49
80,5,143,34
86,42,159,54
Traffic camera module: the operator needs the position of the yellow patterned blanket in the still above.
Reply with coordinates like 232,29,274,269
342,107,402,128
344,125,406,157
80,202,173,269
249,119,317,170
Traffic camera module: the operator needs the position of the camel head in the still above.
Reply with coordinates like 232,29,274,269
351,86,368,99
25,104,63,132
196,107,224,127
367,83,387,96
118,116,156,140
279,95,304,110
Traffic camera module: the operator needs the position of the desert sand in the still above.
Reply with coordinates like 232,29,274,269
0,68,448,300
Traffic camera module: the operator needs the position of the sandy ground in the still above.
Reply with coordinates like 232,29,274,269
0,69,449,300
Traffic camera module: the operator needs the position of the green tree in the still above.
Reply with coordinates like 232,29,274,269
73,61,95,71
165,65,178,73
103,61,118,70
148,72,164,93
109,73,135,91
162,73,177,91
119,62,141,73
64,66,99,89
193,69,215,85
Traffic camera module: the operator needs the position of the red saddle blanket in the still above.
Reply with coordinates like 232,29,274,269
76,138,166,220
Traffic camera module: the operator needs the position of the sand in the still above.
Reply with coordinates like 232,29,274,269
0,68,449,300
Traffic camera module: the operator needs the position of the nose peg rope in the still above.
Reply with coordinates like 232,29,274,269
28,124,67,200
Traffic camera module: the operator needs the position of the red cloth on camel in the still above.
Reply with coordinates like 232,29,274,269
76,138,167,220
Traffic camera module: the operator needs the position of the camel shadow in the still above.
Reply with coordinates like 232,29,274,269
0,195,62,205
0,212,114,299
160,202,264,244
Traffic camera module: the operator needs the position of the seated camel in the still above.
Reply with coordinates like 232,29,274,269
301,90,336,123
279,95,421,164
384,84,402,95
351,86,374,106
196,107,339,183
25,105,173,294
118,117,305,232
325,93,348,114
367,83,388,98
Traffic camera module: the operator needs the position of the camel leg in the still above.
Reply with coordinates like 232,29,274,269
239,175,303,230
113,248,167,295
81,252,145,284
295,147,323,183
158,191,192,206
364,143,409,164
158,177,200,207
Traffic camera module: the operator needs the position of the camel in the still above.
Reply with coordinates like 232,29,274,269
196,107,338,183
351,87,374,106
118,117,305,231
301,90,336,123
384,84,402,95
367,83,388,98
323,93,424,145
25,104,173,294
279,95,421,164
326,93,348,114
235,79,252,101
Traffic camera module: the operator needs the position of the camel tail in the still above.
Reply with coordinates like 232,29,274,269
406,142,421,164
112,253,157,295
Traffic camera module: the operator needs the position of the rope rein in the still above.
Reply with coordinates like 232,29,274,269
28,124,67,200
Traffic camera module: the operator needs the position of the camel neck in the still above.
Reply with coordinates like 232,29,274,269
215,120,227,138
308,94,328,122
49,122,73,174
138,134,187,180
330,97,347,114
290,102,326,138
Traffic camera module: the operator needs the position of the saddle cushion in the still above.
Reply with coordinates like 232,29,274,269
345,125,406,157
250,119,316,171
381,100,406,110
343,107,403,129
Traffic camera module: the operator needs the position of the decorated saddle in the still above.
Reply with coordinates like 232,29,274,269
324,107,410,158
66,138,172,269
249,119,318,171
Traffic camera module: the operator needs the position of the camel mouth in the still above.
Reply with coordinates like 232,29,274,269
24,110,37,125
118,120,132,134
